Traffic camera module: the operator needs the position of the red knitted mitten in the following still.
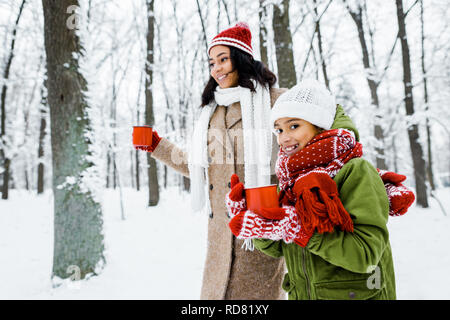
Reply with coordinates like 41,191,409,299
135,130,162,152
228,205,313,246
225,174,246,218
377,169,416,216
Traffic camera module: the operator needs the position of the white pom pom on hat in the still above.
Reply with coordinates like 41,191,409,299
270,79,337,130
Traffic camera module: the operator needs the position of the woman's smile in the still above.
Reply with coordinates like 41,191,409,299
217,73,228,81
209,45,239,88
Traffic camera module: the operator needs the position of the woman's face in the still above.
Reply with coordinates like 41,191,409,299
209,45,239,89
273,117,321,156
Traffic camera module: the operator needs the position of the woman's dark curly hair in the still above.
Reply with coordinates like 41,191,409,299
201,46,277,106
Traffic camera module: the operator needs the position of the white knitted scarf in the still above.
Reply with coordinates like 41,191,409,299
188,83,273,216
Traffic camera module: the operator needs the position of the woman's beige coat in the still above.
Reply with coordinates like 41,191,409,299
151,87,287,299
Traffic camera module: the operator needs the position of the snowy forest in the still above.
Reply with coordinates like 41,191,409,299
1,0,449,299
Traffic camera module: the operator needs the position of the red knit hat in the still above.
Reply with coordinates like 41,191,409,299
208,22,253,58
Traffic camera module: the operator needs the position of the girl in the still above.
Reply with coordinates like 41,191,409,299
226,80,413,300
136,23,358,300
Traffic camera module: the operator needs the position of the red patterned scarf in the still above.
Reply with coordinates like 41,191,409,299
276,129,362,234
275,129,414,235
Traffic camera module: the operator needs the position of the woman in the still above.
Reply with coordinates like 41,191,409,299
137,22,357,300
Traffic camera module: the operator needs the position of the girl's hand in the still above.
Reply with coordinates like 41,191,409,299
229,174,245,201
225,174,246,218
258,207,288,220
228,205,313,247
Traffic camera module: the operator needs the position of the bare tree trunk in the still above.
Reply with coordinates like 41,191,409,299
111,71,117,190
344,1,387,170
164,164,167,188
145,0,159,206
195,0,209,53
134,151,139,191
134,88,141,192
220,0,231,25
392,138,398,173
273,0,296,88
395,0,428,207
24,168,30,190
1,159,11,199
172,0,191,193
134,70,144,192
106,153,111,188
420,0,435,190
1,0,27,200
42,0,105,279
313,0,329,89
37,79,47,194
259,0,269,67
130,150,135,189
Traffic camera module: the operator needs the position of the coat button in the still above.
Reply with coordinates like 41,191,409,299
227,182,231,188
209,184,213,190
349,292,356,299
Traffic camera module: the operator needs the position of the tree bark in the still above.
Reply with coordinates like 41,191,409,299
145,0,159,206
42,0,105,279
1,159,11,199
106,152,111,188
37,79,47,194
395,0,428,207
273,0,296,88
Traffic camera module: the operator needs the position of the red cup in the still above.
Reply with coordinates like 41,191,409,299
133,126,152,148
245,184,280,213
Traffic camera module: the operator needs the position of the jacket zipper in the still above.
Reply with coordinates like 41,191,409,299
302,247,312,299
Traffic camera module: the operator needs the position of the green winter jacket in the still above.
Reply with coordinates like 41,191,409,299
253,106,396,300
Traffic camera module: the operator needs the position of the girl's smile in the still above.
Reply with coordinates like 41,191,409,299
273,117,322,156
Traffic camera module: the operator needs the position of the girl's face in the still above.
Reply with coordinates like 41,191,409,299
274,117,321,156
209,45,239,89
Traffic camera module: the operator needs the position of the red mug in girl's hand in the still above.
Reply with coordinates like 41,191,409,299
245,185,280,214
132,126,152,148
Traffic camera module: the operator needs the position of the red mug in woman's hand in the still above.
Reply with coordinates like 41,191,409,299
132,126,152,148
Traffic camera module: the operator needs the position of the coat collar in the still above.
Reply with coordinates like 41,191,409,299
209,105,226,130
225,102,242,129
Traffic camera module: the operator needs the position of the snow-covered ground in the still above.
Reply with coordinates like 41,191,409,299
0,187,449,300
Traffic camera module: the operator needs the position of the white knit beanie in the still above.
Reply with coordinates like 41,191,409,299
270,79,336,130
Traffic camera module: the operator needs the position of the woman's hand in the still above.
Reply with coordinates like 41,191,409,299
134,130,162,152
